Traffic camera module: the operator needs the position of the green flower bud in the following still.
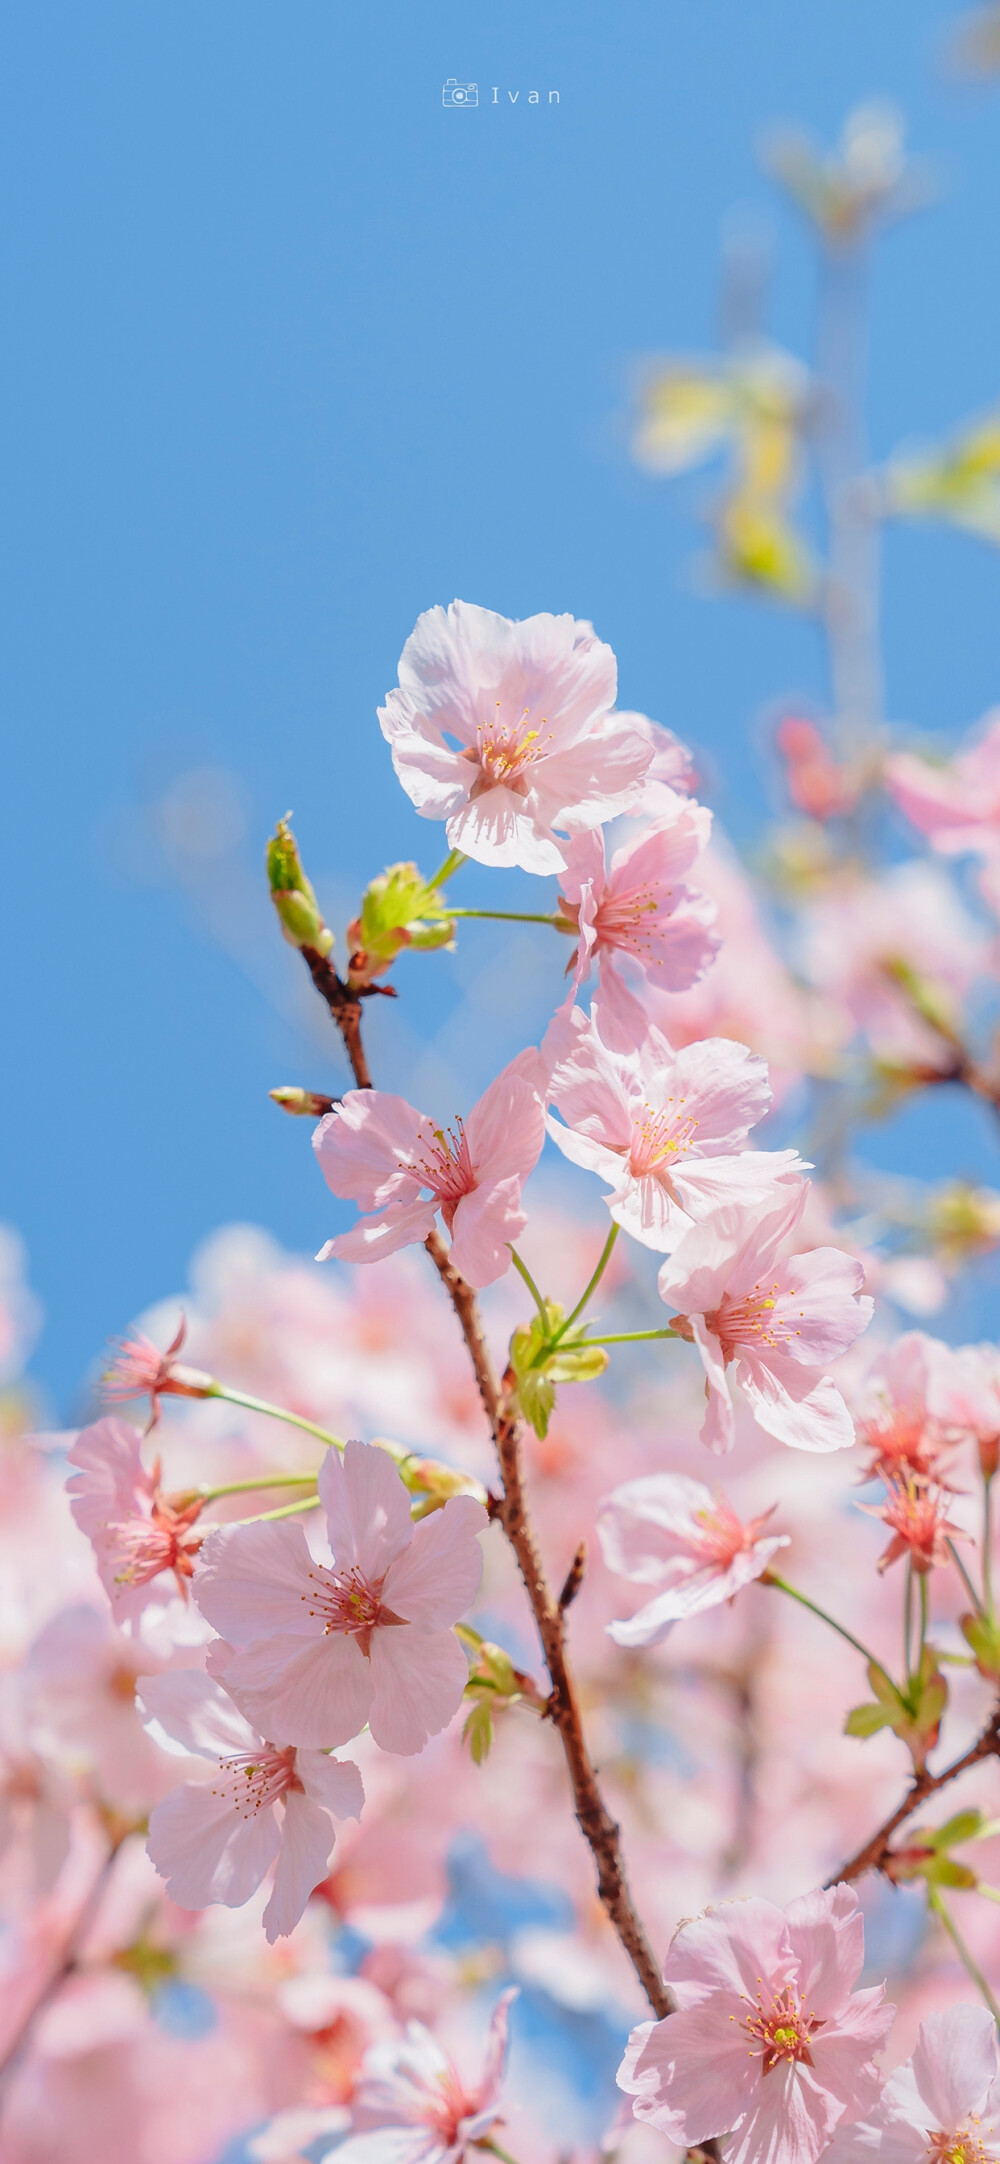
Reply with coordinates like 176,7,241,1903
267,818,334,957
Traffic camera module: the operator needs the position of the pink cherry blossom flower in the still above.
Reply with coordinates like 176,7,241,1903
555,809,721,1040
885,711,1000,861
862,1477,967,1576
545,1005,805,1252
141,1669,363,1944
827,2003,1000,2164
854,1335,958,1486
331,1988,516,2164
657,1182,873,1452
193,1440,487,1754
378,600,652,875
102,1316,214,1424
66,1419,204,1622
313,1051,546,1288
597,1473,789,1644
617,1884,893,2164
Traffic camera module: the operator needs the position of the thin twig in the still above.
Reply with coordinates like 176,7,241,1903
828,1705,1000,1886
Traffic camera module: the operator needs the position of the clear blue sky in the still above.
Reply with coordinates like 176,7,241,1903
3,0,998,1411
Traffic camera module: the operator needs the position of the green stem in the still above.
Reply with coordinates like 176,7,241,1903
426,849,466,890
764,1572,892,1683
582,1328,678,1348
904,1558,915,1686
508,1247,550,1324
928,1887,1000,2026
918,1570,929,1670
949,1538,985,1617
447,907,564,927
475,2142,524,2164
206,1384,345,1455
198,1474,320,1503
984,1475,995,1622
233,1495,325,1525
556,1223,620,1339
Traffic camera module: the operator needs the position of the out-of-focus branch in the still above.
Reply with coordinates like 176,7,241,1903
0,1837,124,2101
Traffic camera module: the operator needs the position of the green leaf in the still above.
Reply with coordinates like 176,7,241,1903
462,1698,494,1766
845,1700,897,1738
508,1304,609,1436
961,1611,1000,1680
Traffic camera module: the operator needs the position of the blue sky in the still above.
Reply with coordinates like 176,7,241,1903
3,0,999,1410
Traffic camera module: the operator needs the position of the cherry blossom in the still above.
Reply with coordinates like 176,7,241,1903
597,1473,789,1644
102,1316,214,1422
378,600,652,874
193,1440,487,1754
863,1478,967,1576
658,1182,873,1452
827,2004,1000,2164
854,1336,958,1486
885,711,1000,863
555,809,721,1040
313,1050,546,1287
66,1419,204,1622
545,1005,804,1253
141,1669,363,1944
330,1988,516,2164
617,1884,893,2164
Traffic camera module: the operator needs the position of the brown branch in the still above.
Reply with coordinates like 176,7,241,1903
828,1702,1000,1887
297,949,672,2020
300,944,373,1091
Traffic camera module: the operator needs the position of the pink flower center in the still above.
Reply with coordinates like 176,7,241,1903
688,1498,756,1568
463,706,550,798
301,1563,401,1655
741,1984,821,2074
414,1120,477,1225
113,1520,178,1589
593,879,665,956
419,2069,477,2146
212,1746,301,1818
926,2132,989,2164
710,1277,801,1360
626,1099,698,1181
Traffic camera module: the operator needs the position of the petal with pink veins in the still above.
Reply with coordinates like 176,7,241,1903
367,1625,470,1755
320,1439,414,1583
217,1631,372,1751
313,1095,430,1209
147,1779,280,1912
193,1520,318,1645
262,1789,339,1943
137,1669,261,1760
382,1496,487,1627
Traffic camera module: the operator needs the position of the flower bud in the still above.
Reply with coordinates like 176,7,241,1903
269,1086,337,1118
346,862,454,989
267,818,334,958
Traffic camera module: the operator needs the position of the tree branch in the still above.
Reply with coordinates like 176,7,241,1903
828,1702,1000,1887
297,949,672,2019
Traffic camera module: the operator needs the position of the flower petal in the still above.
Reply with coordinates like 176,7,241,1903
262,1789,338,1942
367,1626,469,1755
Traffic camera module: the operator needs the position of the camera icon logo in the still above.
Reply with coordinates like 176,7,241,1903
442,79,478,108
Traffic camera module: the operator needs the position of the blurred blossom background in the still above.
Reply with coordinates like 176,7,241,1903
3,0,1000,1410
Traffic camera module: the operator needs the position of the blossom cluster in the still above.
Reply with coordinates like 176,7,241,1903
7,84,1000,2164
